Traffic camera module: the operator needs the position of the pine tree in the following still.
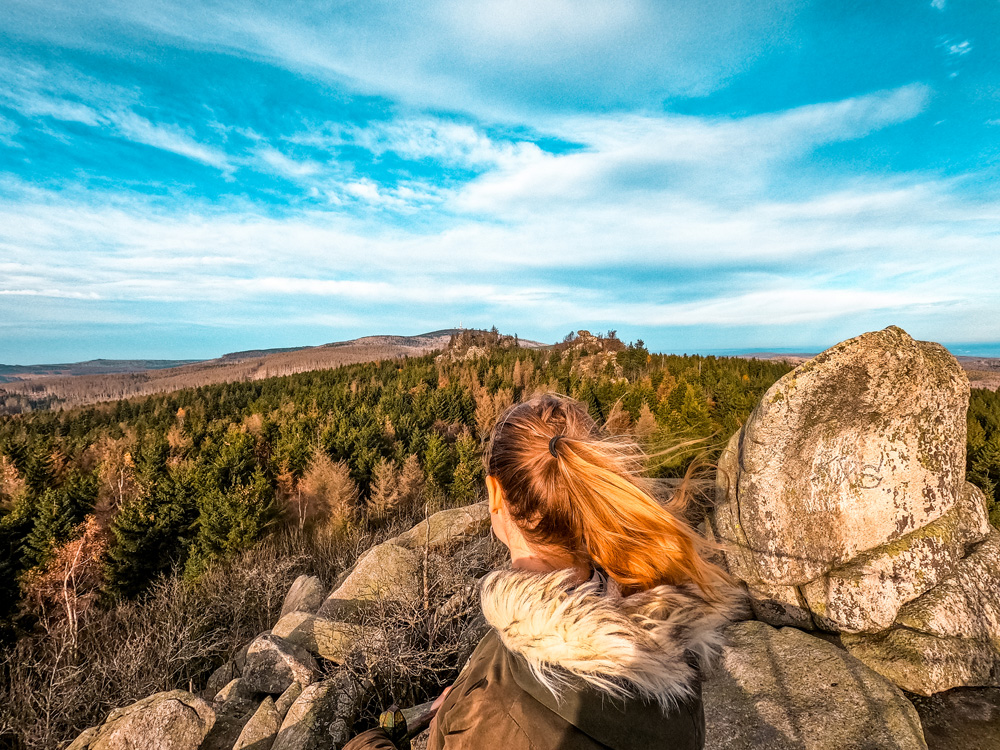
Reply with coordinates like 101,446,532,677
396,454,426,512
450,433,484,504
22,473,97,568
103,471,198,600
423,434,454,490
186,469,277,577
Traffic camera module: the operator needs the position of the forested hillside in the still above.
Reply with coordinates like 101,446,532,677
1,329,999,747
0,330,789,637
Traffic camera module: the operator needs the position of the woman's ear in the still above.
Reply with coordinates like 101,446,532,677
485,475,504,515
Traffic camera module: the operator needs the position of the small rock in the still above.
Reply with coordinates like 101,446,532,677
214,677,255,707
243,634,319,695
280,575,326,619
703,621,927,750
233,696,281,750
392,502,490,552
204,661,237,698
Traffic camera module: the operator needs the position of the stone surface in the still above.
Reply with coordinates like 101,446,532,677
271,611,361,663
271,672,363,750
205,661,237,698
233,697,282,750
68,691,215,750
275,682,302,720
317,542,420,620
214,677,255,707
703,621,928,750
243,634,320,695
843,531,1000,695
910,688,1000,750
802,481,991,633
713,326,969,587
280,575,327,620
391,502,490,552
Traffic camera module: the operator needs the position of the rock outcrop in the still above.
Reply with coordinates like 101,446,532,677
67,502,492,750
712,326,1000,695
65,329,998,750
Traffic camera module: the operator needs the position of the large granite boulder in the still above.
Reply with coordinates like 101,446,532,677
272,610,376,663
714,326,970,588
712,327,986,635
843,531,1000,695
704,621,927,750
243,634,320,695
67,691,215,750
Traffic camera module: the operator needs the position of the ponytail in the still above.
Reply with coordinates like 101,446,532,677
485,393,730,600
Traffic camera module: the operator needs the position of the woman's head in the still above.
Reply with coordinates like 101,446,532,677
484,393,729,600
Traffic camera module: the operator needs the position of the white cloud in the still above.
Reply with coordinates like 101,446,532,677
0,58,230,171
0,0,801,120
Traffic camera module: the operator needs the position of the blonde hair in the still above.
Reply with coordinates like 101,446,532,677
484,393,730,600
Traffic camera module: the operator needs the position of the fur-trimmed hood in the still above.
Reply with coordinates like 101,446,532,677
480,568,739,711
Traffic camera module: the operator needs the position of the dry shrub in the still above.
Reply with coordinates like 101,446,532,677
345,532,507,728
21,516,108,644
287,449,360,530
0,516,392,750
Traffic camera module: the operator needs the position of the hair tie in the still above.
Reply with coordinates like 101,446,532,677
548,435,565,458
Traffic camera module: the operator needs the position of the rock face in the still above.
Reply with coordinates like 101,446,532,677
714,326,970,588
704,621,928,750
843,530,1000,695
67,691,215,750
712,326,1000,695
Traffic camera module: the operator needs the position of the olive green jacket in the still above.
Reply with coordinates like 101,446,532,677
427,569,734,750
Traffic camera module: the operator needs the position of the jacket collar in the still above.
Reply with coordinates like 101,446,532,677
480,567,739,711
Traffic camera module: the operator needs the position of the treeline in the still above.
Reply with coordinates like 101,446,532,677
0,333,792,639
0,334,453,415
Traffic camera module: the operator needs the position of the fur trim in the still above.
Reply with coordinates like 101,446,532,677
480,568,739,710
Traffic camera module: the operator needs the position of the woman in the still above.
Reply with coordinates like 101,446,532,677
351,393,737,750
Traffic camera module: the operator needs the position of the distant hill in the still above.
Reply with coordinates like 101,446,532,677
0,329,547,413
0,359,203,383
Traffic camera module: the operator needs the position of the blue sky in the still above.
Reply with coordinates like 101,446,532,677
1,0,998,363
